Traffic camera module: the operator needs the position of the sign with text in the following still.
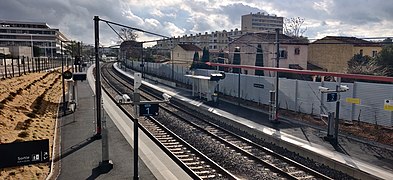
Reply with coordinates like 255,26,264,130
0,139,49,168
139,103,159,116
253,83,264,89
346,98,361,104
384,99,393,111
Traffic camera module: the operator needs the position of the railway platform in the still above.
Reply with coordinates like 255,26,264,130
55,69,156,179
114,63,393,180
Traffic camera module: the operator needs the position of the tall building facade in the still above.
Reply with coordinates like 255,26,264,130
156,28,245,53
241,12,283,33
0,20,68,58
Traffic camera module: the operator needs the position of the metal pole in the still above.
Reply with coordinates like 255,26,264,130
17,56,20,76
134,91,140,180
334,86,340,145
3,56,6,78
238,71,240,106
27,56,30,73
94,16,102,138
23,56,26,75
171,39,174,81
61,41,66,115
30,34,33,62
274,28,280,122
11,57,14,77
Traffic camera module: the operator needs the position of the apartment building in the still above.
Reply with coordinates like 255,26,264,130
156,28,245,53
0,20,68,58
241,12,283,33
229,32,308,75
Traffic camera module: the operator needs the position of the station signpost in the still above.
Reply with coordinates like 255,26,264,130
130,72,168,180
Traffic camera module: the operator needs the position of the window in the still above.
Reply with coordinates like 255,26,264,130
372,50,377,57
359,49,363,56
279,50,287,59
294,48,300,55
177,53,179,57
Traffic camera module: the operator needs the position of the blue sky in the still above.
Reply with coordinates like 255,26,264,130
1,0,392,45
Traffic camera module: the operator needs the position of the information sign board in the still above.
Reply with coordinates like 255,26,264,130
0,139,49,168
346,98,361,104
139,104,159,116
327,92,338,102
384,99,393,111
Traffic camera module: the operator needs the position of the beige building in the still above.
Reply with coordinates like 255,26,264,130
241,12,283,33
156,28,245,54
308,36,382,73
171,44,202,66
229,32,308,75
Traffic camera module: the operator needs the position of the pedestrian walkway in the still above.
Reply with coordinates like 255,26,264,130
57,78,156,179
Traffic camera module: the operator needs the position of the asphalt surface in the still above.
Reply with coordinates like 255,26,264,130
57,79,156,180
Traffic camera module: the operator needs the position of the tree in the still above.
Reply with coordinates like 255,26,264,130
232,47,241,73
117,28,138,44
64,41,78,57
255,44,264,76
347,54,384,75
190,51,200,70
284,17,307,38
201,47,210,63
375,45,393,76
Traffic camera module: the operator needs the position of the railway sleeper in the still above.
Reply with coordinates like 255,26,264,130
162,142,180,146
195,170,214,175
189,166,204,170
184,161,204,166
176,154,191,158
172,150,190,155
297,175,315,179
156,137,173,141
165,144,183,148
181,158,198,162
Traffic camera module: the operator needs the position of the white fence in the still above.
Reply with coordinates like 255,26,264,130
122,60,393,127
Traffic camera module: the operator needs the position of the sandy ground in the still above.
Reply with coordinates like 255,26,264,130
0,70,63,180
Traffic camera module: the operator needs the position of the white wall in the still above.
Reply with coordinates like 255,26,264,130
123,60,393,127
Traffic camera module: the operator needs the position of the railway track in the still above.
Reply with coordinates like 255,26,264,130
100,63,334,179
100,63,236,179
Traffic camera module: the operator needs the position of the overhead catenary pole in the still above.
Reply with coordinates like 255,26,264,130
94,15,113,172
274,28,280,122
94,16,102,138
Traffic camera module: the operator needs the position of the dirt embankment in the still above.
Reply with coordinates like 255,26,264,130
0,70,63,180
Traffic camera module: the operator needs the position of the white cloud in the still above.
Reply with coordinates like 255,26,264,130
1,0,392,45
163,22,186,37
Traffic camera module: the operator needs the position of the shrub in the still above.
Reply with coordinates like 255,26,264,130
6,95,14,101
26,112,37,118
16,88,23,94
18,131,29,138
10,92,17,97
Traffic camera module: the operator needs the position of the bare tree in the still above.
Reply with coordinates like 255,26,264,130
117,28,138,43
284,17,307,38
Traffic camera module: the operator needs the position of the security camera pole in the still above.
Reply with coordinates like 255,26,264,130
131,72,169,180
319,78,348,145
